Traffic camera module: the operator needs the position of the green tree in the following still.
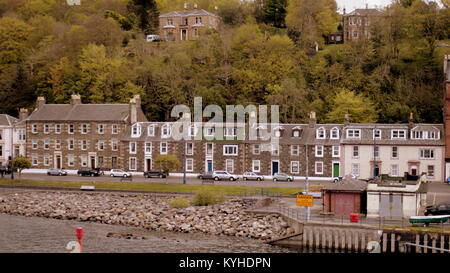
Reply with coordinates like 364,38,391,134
262,0,287,28
154,154,182,175
326,88,378,123
12,157,32,176
127,0,159,35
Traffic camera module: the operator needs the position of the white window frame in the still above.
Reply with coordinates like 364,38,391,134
67,155,74,167
315,145,324,157
315,161,324,175
186,158,194,172
330,127,339,139
186,142,194,155
373,129,381,140
316,127,325,139
44,139,50,150
252,160,260,173
391,164,399,177
81,140,87,151
352,146,359,158
130,142,137,154
291,161,300,174
391,130,406,139
147,125,155,136
332,146,340,157
145,142,152,154
112,124,118,134
223,145,238,156
161,124,171,138
81,123,89,134
346,129,361,139
68,124,74,134
55,124,61,134
32,156,38,166
427,165,435,178
129,157,137,171
111,140,118,151
224,127,236,137
253,144,260,155
226,159,234,173
160,142,168,154
32,139,38,149
271,144,279,156
98,140,105,151
98,124,105,134
68,139,74,150
391,146,398,159
204,127,215,137
351,163,360,177
420,149,434,159
32,124,38,134
291,145,299,156
373,146,379,158
43,155,50,166
132,124,141,138
205,143,213,156
55,140,61,150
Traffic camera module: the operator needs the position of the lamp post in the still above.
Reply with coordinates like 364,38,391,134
10,121,15,180
305,144,310,221
183,139,187,185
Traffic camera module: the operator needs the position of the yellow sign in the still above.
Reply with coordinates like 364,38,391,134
296,194,313,207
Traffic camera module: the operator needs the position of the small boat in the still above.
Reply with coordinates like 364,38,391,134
409,215,450,226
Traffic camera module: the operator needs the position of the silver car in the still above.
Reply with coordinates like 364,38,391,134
47,168,68,176
110,169,132,178
212,170,239,181
242,172,264,181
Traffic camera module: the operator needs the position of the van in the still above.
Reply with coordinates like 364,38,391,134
146,34,161,42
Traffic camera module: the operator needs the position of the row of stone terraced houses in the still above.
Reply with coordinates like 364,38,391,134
4,94,444,182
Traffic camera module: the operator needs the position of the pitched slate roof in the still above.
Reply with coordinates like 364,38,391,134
341,123,444,146
160,9,218,18
0,114,18,126
28,104,147,122
344,9,382,16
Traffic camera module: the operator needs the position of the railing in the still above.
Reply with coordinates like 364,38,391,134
256,203,450,231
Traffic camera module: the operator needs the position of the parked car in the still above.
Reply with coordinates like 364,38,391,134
77,167,101,177
47,168,67,176
0,165,11,175
110,169,132,178
146,34,161,42
212,170,239,181
242,172,264,181
197,172,214,180
424,203,450,216
144,169,166,178
273,173,294,182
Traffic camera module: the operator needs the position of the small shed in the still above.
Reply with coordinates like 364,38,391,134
366,173,428,219
322,178,368,216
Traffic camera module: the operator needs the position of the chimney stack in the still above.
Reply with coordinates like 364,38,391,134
408,112,414,129
344,114,350,126
308,111,316,128
184,2,188,9
70,94,82,105
129,97,138,124
19,108,28,121
36,96,45,109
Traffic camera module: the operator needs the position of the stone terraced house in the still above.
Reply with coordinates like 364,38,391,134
24,94,147,170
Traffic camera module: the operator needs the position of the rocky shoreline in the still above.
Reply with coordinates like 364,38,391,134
0,191,294,241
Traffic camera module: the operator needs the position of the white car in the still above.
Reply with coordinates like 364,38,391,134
212,170,239,181
110,169,132,178
242,172,264,181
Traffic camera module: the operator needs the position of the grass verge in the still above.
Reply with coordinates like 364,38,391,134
0,179,302,197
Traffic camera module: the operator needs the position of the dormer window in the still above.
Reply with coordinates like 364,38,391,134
188,125,198,137
147,125,155,136
330,127,339,139
391,130,406,139
131,124,141,137
316,127,325,139
346,129,361,139
161,124,171,138
274,130,281,137
292,129,301,137
224,127,236,137
204,126,215,137
373,129,381,140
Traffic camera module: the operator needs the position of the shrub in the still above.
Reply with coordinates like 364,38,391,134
192,189,228,206
170,197,190,208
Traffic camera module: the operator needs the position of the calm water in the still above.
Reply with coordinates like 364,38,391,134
0,213,298,253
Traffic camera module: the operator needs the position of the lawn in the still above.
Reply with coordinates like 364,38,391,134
0,179,303,197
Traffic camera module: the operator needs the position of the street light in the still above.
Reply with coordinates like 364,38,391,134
10,121,15,180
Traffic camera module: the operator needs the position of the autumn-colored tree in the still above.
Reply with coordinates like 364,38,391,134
326,88,378,123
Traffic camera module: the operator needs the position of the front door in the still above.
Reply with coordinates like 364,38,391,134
374,163,380,176
146,159,152,171
411,165,417,176
56,155,61,169
333,163,340,177
181,29,188,40
272,161,279,175
90,156,96,168
207,160,213,172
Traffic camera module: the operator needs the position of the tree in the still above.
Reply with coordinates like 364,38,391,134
326,88,378,123
12,157,31,177
127,0,159,35
262,0,287,28
285,0,338,48
154,154,182,175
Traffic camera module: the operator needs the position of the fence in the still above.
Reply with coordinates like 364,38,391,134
257,203,450,231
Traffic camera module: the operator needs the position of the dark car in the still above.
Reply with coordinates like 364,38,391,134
0,165,11,175
197,172,214,180
77,167,101,177
47,168,68,176
144,169,166,178
424,204,450,216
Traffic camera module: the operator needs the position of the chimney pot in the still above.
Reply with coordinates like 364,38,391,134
19,108,28,121
36,97,46,108
309,111,317,128
344,114,350,126
70,94,82,105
